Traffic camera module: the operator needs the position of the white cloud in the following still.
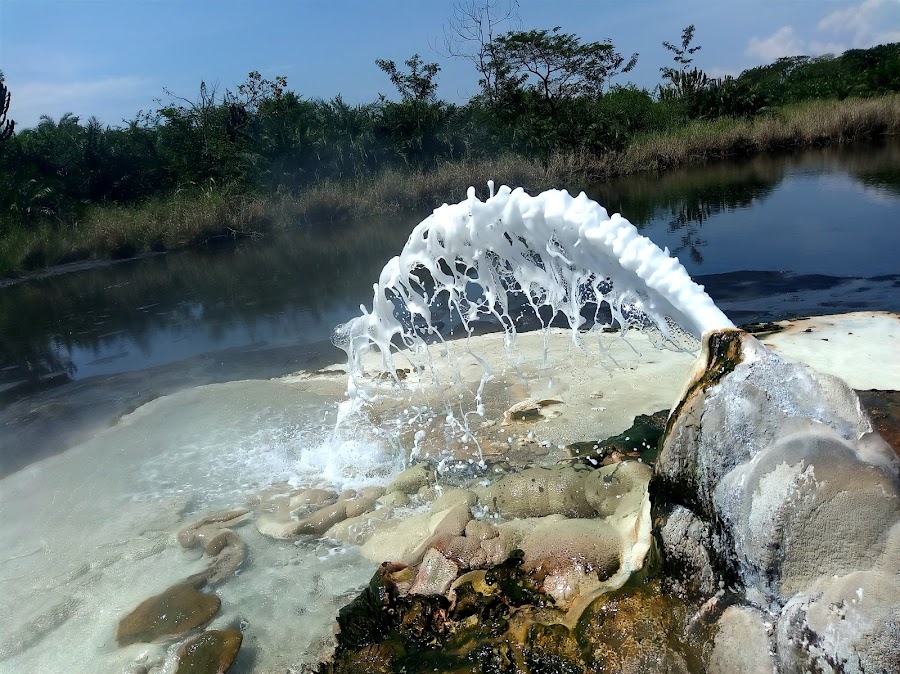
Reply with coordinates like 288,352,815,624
746,26,806,62
745,0,900,64
7,76,153,129
818,0,900,47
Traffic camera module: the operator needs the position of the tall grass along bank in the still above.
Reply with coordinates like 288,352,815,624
2,96,899,279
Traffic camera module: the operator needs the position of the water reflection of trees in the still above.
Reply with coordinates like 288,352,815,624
585,139,900,266
588,154,784,265
841,139,900,197
0,214,415,399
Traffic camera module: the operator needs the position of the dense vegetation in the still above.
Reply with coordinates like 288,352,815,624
1,13,900,275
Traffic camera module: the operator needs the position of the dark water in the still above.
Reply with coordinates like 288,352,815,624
1,142,899,474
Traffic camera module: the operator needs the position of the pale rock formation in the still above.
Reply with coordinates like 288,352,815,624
474,465,594,518
655,329,900,672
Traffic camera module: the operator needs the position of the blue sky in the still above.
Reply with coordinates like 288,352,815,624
2,0,899,129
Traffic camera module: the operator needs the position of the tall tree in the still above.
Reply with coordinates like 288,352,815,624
489,27,638,109
662,24,702,73
375,54,441,102
660,25,706,98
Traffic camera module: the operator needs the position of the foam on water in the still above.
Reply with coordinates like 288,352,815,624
334,184,733,422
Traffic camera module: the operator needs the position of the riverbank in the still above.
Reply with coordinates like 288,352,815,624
1,95,898,278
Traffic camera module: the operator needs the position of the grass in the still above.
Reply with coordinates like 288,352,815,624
611,95,900,177
2,95,900,279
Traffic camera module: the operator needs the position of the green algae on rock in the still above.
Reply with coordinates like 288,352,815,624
318,557,712,674
116,583,221,646
567,409,669,466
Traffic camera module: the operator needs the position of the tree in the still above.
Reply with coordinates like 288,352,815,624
375,54,441,102
235,70,287,112
440,0,520,105
0,71,14,141
489,27,638,110
660,25,705,97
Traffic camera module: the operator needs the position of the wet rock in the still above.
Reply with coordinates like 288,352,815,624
502,398,563,423
359,486,387,500
244,482,297,506
318,561,710,674
415,485,437,502
429,488,476,512
288,488,339,509
656,505,718,600
173,629,242,674
857,388,900,456
464,520,498,542
255,514,302,540
435,534,483,568
377,491,410,508
199,531,246,586
574,581,714,673
361,504,471,566
477,527,519,567
325,507,393,546
428,517,507,571
409,549,459,596
655,329,900,670
116,583,220,646
516,516,622,606
256,493,378,539
344,496,378,519
176,509,250,549
735,420,900,599
522,622,582,673
568,409,669,466
477,465,594,518
775,521,900,674
582,460,652,520
176,509,249,587
708,606,774,674
386,464,434,495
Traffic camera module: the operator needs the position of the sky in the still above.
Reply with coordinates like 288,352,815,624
2,0,899,129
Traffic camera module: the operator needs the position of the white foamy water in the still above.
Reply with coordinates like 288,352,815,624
335,185,732,390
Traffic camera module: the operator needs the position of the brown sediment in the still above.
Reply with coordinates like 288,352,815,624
664,328,746,440
857,389,900,456
318,559,711,674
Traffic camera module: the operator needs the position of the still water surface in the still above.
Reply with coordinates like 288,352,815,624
1,141,899,473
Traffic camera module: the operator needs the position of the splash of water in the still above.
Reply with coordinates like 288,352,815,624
335,185,731,360
333,185,733,425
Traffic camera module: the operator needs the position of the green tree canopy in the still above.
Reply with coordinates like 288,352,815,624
488,27,638,109
375,54,441,102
